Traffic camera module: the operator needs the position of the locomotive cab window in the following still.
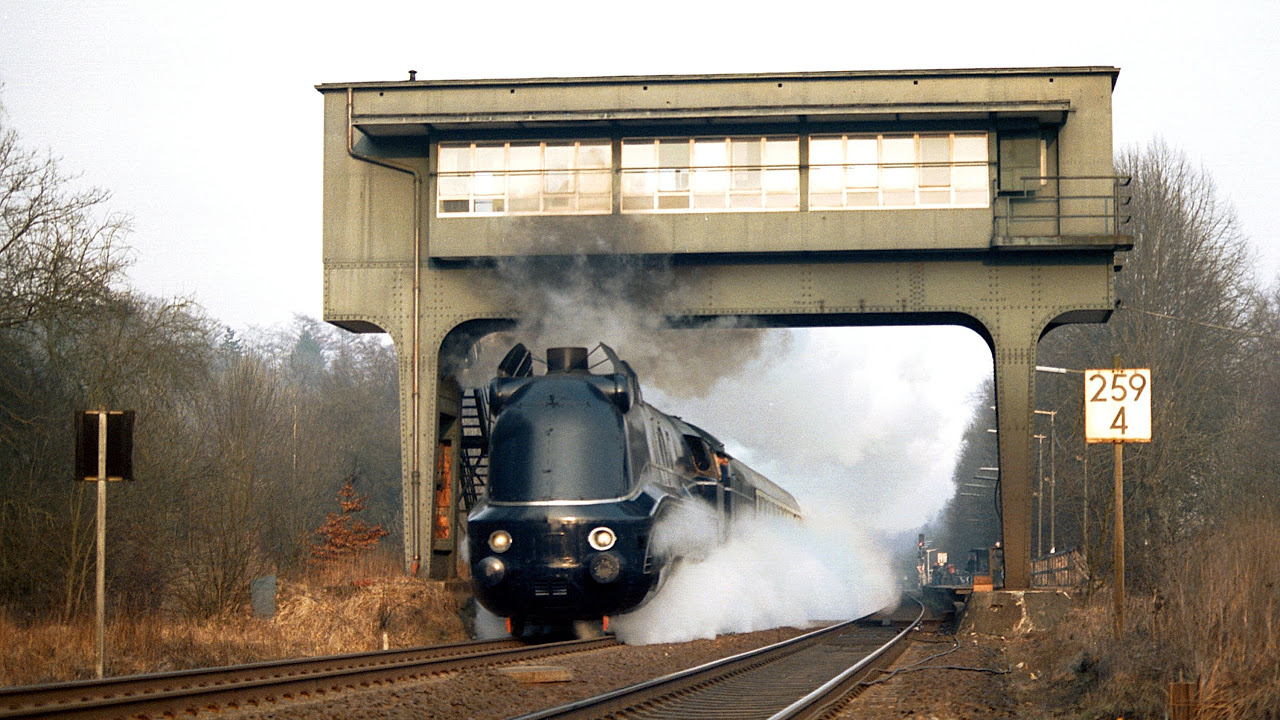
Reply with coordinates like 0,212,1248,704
683,435,715,476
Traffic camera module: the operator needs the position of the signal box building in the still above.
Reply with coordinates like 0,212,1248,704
316,67,1130,588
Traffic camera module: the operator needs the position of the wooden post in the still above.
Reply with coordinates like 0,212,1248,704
1082,445,1089,571
1169,681,1198,720
1112,355,1124,638
95,409,107,679
1113,440,1124,636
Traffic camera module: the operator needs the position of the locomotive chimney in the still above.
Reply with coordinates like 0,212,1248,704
546,347,589,374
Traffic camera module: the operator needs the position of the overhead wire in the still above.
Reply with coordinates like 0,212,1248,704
1119,304,1278,343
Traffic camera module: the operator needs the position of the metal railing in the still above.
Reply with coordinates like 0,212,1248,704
993,175,1132,239
1031,547,1089,588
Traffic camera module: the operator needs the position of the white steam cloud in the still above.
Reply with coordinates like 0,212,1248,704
645,326,992,534
610,502,898,645
451,229,992,644
473,605,510,640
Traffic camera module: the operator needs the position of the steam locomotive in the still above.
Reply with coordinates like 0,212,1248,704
467,343,802,637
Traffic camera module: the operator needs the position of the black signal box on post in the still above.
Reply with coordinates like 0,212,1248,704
75,411,135,481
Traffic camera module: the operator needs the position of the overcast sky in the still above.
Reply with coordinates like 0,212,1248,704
3,0,1277,532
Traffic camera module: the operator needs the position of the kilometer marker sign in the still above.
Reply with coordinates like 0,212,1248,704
1084,368,1152,443
1086,368,1151,639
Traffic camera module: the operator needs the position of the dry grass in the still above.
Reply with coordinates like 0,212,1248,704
1011,512,1280,719
1163,514,1280,719
1027,590,1175,717
0,555,469,687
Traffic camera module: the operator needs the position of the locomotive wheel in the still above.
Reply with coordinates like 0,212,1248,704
506,615,526,639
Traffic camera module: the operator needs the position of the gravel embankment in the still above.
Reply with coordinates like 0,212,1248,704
834,629,1018,719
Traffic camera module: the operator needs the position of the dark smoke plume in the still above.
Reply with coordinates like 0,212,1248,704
460,217,784,397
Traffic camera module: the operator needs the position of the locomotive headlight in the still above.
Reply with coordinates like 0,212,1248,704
488,530,513,554
477,556,506,587
588,552,622,584
587,526,616,551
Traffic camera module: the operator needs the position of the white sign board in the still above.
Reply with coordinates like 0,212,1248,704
1085,368,1152,443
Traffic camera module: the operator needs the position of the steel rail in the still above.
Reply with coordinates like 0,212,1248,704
767,596,924,720
510,599,922,720
0,636,617,720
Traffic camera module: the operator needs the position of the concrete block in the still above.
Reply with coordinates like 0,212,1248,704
250,575,276,619
959,589,1075,637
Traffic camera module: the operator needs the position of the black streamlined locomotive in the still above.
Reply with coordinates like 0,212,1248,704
467,343,801,636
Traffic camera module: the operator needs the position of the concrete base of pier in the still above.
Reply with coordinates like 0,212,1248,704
959,589,1076,637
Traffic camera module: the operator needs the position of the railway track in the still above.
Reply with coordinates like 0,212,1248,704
0,635,618,720
511,599,924,720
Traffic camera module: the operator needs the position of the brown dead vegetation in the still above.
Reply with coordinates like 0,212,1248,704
0,557,468,687
1005,514,1280,719
1163,515,1280,719
310,478,390,563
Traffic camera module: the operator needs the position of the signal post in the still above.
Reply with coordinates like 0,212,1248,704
75,410,134,678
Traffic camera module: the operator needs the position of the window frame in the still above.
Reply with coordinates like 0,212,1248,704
620,136,801,214
807,132,991,211
433,132,991,218
435,140,613,217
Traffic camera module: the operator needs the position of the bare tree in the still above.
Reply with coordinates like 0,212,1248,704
84,296,215,611
0,116,138,617
1037,140,1258,587
0,116,129,330
1215,285,1280,517
0,115,409,620
170,353,287,617
0,292,213,617
246,319,402,573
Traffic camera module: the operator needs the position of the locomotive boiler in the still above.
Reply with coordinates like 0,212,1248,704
466,343,801,637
